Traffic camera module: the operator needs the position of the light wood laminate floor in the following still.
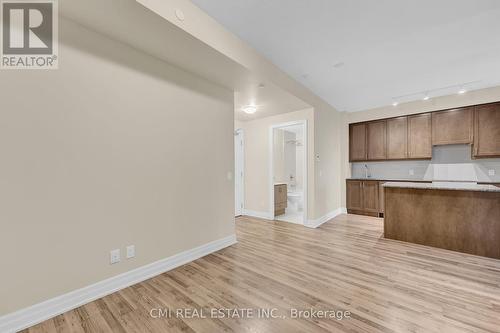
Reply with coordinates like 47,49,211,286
23,214,500,333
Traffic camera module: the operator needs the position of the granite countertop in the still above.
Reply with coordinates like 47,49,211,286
382,181,500,193
347,178,431,182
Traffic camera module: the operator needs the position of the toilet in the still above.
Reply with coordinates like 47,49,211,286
287,190,303,211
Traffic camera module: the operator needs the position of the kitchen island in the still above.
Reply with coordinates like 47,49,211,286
383,182,500,259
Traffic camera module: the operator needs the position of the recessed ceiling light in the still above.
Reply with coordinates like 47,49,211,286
392,101,399,107
242,105,257,114
458,87,467,94
423,93,430,101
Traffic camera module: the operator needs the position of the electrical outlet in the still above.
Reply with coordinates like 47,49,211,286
489,169,495,176
110,249,120,264
409,169,415,176
126,245,135,259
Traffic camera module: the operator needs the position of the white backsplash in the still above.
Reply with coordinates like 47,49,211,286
351,145,500,183
424,163,483,182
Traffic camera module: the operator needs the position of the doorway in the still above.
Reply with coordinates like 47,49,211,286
235,128,244,216
270,121,307,224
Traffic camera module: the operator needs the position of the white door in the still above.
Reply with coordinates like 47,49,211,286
235,129,244,216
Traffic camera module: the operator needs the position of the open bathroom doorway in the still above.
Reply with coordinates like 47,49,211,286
270,120,307,225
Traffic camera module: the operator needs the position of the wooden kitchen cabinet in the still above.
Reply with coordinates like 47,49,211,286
348,101,499,162
362,181,380,214
367,120,387,160
346,180,363,211
349,123,367,161
347,179,434,217
432,107,473,145
274,184,287,216
408,113,432,159
473,102,500,158
346,180,380,217
386,117,407,159
378,182,385,214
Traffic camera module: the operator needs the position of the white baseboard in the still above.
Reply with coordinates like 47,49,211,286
0,234,237,333
305,207,346,228
242,209,273,220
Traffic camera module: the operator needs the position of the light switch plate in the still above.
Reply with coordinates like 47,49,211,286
110,249,120,264
126,245,135,259
489,169,495,176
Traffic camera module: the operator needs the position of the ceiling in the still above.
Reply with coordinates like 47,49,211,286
60,0,311,122
235,82,309,121
190,0,500,112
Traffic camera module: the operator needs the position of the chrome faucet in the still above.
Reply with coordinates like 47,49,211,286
364,164,371,178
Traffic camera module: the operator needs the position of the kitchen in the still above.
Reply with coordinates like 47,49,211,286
347,102,500,259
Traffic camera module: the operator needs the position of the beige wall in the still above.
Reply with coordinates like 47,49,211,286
0,19,235,316
340,85,500,206
314,107,343,218
273,129,287,184
236,109,315,217
238,106,348,220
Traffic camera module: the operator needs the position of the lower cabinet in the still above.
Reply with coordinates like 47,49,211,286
378,182,385,214
346,180,363,211
346,180,382,217
274,184,287,216
346,179,434,217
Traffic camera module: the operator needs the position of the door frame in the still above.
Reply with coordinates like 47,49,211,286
234,128,244,216
269,120,308,224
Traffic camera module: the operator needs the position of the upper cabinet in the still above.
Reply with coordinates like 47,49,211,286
367,120,387,160
408,113,432,159
473,102,500,158
349,123,367,161
386,117,408,159
348,102,499,162
432,107,473,145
